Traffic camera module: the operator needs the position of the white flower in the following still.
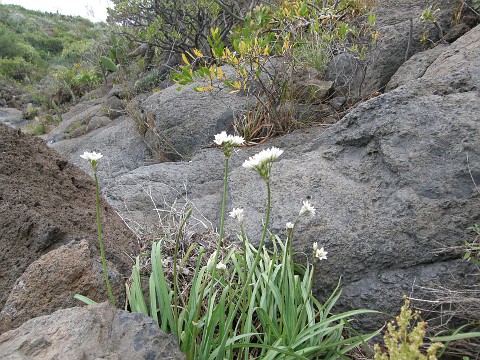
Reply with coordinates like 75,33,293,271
313,242,318,252
242,147,283,180
229,208,244,223
214,132,244,156
286,222,294,230
242,147,283,170
80,151,103,170
299,200,316,216
80,151,103,162
228,134,245,146
315,247,328,260
214,131,244,146
214,131,229,145
216,262,227,271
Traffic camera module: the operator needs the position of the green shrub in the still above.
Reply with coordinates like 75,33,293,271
171,0,377,142
0,25,20,58
61,39,96,64
0,56,34,81
108,0,254,57
465,224,480,265
24,121,46,135
24,32,64,55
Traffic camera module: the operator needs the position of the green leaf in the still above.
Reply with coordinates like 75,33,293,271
100,55,118,72
74,294,97,305
430,332,480,342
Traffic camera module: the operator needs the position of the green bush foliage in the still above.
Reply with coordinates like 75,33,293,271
108,0,255,57
0,4,134,110
0,57,34,81
170,0,377,141
465,224,480,265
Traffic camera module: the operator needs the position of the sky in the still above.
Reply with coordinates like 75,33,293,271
1,0,111,22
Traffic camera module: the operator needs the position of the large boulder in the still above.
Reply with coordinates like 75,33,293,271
326,0,457,97
0,124,136,332
385,43,449,91
0,302,185,360
140,66,246,161
44,97,105,142
0,240,125,332
49,115,150,186
387,23,480,91
106,26,480,329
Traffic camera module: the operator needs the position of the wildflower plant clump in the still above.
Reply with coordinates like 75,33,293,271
76,151,116,306
126,132,378,359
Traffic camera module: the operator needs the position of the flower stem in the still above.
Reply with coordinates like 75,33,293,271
94,171,116,307
240,223,247,284
212,156,230,279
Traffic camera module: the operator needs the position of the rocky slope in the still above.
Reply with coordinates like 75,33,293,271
0,2,478,356
107,25,480,329
0,125,136,333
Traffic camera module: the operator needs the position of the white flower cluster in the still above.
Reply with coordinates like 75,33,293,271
80,151,103,162
242,147,283,170
285,222,294,230
242,147,283,180
206,251,217,271
214,131,244,147
299,200,316,217
214,131,244,157
229,208,244,223
207,251,227,272
216,262,227,271
80,151,103,169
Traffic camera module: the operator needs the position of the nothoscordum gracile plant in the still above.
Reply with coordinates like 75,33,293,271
126,133,379,359
76,151,116,306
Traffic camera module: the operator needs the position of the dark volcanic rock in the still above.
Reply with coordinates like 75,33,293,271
0,240,125,333
326,0,456,97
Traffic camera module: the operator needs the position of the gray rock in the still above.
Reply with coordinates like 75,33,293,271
444,22,471,43
423,25,480,82
45,97,104,141
104,96,125,120
107,26,480,330
0,108,23,127
0,302,185,360
330,96,347,110
86,115,112,131
385,43,449,91
50,116,150,185
107,84,128,99
388,24,480,91
326,0,456,97
140,66,246,161
291,67,334,103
